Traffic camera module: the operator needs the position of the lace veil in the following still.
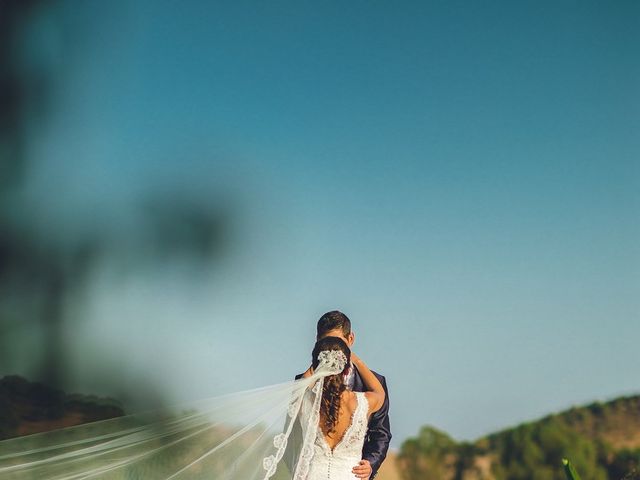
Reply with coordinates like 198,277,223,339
0,349,347,480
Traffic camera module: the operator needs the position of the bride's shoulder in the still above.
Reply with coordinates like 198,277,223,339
362,391,378,412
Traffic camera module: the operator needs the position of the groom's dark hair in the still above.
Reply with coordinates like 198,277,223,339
317,310,351,338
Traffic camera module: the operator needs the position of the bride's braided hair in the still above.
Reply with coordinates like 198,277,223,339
312,336,351,438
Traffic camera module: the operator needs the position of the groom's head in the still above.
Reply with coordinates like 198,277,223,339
316,310,354,347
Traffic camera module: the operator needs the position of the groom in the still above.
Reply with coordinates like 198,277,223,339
296,310,392,480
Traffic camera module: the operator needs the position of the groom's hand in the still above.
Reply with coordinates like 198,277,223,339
352,459,372,479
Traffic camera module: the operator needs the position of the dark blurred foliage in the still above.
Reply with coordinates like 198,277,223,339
0,0,46,192
608,451,640,480
398,396,640,480
0,0,229,406
1,0,53,373
0,375,124,440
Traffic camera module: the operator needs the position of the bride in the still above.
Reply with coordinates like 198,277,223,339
294,336,385,480
0,336,385,480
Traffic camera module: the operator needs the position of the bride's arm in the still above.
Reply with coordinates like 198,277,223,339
351,353,385,413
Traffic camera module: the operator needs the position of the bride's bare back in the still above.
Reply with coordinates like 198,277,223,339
319,390,368,450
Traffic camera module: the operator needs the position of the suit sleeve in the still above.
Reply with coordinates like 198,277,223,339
362,374,391,479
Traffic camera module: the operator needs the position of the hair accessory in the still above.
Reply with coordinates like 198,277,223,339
316,349,348,375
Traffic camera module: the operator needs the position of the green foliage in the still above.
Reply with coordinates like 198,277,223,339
453,442,479,480
607,449,640,480
490,419,608,480
398,398,640,480
563,458,582,480
586,402,605,417
398,426,457,480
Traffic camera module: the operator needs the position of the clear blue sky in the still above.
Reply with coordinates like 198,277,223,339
9,1,640,447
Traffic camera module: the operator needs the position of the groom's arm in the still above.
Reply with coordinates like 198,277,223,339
362,373,391,479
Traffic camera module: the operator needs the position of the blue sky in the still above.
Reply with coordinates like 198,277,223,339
8,0,640,447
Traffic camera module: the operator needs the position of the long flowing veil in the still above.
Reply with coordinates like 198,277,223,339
0,351,346,480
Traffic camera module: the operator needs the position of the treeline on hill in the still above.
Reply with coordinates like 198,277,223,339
398,395,640,480
0,375,124,440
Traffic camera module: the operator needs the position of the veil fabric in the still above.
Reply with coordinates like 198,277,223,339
0,352,346,480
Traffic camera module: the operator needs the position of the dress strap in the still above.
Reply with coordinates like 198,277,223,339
355,391,369,418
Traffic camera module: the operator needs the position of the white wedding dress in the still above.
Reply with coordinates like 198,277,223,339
306,391,370,480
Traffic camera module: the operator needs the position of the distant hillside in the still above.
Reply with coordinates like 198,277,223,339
0,375,125,440
549,396,640,450
388,395,640,480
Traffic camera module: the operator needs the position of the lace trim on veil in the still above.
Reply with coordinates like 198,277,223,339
261,349,347,480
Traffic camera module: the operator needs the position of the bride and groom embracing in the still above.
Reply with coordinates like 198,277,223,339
0,310,391,480
281,310,392,480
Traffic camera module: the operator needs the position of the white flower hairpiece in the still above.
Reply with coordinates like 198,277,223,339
316,349,348,375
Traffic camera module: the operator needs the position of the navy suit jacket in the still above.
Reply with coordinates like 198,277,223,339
290,366,392,479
